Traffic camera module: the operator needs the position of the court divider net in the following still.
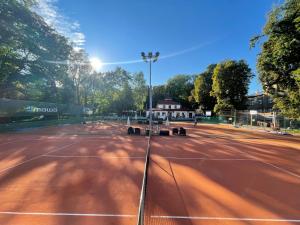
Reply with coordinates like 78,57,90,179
136,132,151,225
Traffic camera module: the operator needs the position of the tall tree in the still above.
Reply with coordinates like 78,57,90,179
68,49,92,104
192,64,217,111
251,0,300,119
132,72,147,114
0,0,72,102
150,85,167,108
83,68,137,115
111,81,134,113
165,75,194,107
211,60,253,112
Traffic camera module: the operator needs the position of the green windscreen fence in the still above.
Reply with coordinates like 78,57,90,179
0,98,85,132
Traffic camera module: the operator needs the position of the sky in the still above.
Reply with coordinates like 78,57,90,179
38,0,282,94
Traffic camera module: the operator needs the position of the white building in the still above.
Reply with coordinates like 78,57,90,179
146,98,195,119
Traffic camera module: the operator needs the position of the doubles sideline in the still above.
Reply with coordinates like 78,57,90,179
0,211,299,223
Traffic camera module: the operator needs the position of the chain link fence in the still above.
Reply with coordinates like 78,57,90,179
217,110,300,134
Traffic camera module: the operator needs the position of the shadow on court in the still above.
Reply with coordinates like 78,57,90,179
0,132,148,225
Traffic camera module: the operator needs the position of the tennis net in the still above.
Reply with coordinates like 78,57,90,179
136,132,151,225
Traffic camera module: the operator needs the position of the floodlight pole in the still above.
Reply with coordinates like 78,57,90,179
149,59,152,132
141,52,159,135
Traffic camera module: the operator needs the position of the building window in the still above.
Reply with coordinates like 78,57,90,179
169,105,171,109
176,105,180,109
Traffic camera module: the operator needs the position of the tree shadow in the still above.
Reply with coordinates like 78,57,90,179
0,130,148,225
144,132,300,225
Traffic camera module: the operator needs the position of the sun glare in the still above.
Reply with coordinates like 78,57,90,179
90,57,103,71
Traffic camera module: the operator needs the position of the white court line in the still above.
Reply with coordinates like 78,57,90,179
151,215,300,222
0,211,135,218
0,142,77,174
262,161,300,179
43,154,145,159
161,157,256,161
75,136,148,140
228,145,300,179
0,138,42,146
0,135,77,146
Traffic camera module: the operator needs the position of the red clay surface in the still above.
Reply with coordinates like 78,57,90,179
0,122,148,225
145,123,300,225
0,122,300,225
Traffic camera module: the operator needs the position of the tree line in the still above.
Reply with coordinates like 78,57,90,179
0,0,147,115
1,0,299,119
154,0,300,120
151,60,253,114
251,0,300,119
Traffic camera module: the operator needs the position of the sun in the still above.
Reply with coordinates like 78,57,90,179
90,57,103,71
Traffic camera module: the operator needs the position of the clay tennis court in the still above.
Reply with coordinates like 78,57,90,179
0,122,300,225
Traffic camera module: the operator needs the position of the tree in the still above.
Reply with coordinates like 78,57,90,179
0,0,73,102
251,0,300,119
111,81,134,114
68,49,92,104
132,72,147,114
83,67,137,115
211,60,253,112
192,64,217,111
150,85,167,108
165,75,194,108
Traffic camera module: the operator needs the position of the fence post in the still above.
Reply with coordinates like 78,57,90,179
233,109,237,126
247,111,249,126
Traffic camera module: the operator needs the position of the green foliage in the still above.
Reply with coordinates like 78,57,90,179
165,75,194,107
252,0,300,119
132,72,147,112
111,81,134,113
211,60,253,112
193,64,217,110
0,1,148,116
68,49,92,104
151,85,167,108
147,75,196,109
82,68,147,115
0,0,72,102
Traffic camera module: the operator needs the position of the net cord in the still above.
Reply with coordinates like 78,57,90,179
136,134,151,225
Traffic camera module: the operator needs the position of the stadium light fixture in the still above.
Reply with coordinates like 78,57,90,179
141,52,147,62
153,52,160,62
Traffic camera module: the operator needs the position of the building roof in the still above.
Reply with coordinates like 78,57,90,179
157,98,179,105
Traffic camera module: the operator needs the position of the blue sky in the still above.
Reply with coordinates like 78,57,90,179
51,0,281,94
